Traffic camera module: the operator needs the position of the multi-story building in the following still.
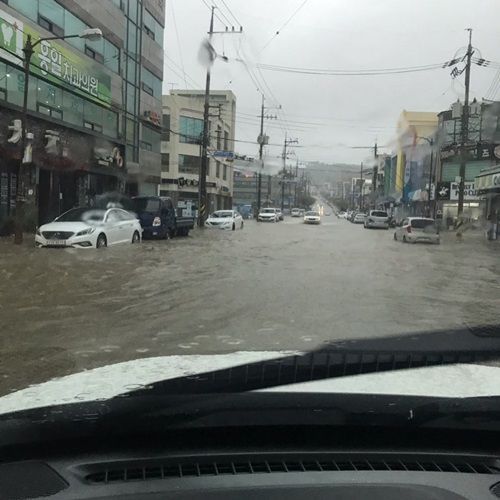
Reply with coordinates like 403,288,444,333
394,110,438,210
0,0,164,230
436,99,500,221
161,90,236,213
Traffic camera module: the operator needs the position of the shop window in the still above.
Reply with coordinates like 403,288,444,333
62,91,83,126
161,153,169,172
65,12,86,51
84,121,103,133
103,109,118,138
141,67,161,98
142,82,154,96
162,114,170,141
141,124,161,153
84,46,104,64
38,15,64,37
83,100,103,126
179,154,200,174
179,116,203,144
8,0,37,21
39,0,64,29
37,103,62,120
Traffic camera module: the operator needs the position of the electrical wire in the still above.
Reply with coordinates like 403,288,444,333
257,61,447,76
169,1,188,88
260,0,310,52
219,0,242,27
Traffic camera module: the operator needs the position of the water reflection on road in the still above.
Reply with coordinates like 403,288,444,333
1,218,500,394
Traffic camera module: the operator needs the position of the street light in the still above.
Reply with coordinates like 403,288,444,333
14,28,103,244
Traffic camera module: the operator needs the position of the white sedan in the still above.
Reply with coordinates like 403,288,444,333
205,210,244,230
35,207,142,248
303,211,321,224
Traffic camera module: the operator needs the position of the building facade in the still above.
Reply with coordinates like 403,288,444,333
161,90,236,213
0,0,164,230
436,99,500,222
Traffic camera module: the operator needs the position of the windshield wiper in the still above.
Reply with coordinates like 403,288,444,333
129,324,500,396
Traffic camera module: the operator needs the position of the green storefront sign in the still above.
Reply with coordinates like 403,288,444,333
0,7,111,106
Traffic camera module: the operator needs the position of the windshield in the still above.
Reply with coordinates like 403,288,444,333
55,208,105,223
211,211,233,218
2,0,500,433
132,198,160,213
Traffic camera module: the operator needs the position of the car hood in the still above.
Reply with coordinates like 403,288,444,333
1,352,499,415
39,221,95,233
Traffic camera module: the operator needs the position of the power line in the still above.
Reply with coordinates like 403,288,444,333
219,0,242,27
200,0,226,26
210,0,234,27
169,1,188,88
260,0,310,52
257,61,447,76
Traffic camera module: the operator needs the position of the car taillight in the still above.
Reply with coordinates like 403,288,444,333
406,225,412,233
153,217,161,226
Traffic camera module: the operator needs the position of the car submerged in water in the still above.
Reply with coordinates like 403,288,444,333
205,210,244,230
35,207,142,248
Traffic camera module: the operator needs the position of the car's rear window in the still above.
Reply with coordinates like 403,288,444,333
371,211,388,217
133,198,160,213
411,219,436,229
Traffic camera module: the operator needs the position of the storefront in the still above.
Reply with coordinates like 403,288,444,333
1,107,125,228
475,166,500,237
434,180,483,223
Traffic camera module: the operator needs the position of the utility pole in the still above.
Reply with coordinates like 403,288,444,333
372,142,378,208
359,162,363,210
198,6,214,228
281,134,298,211
457,28,473,218
257,93,265,213
198,9,242,227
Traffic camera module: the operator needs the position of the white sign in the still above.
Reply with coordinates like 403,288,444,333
449,181,478,201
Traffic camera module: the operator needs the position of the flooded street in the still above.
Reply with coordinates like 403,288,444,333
1,218,500,395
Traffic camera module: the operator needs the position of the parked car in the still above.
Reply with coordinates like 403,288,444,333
291,208,301,217
394,217,440,244
258,207,279,222
132,196,194,239
205,210,244,230
364,210,390,229
276,208,284,221
303,210,321,224
35,207,142,249
298,209,305,216
353,213,366,224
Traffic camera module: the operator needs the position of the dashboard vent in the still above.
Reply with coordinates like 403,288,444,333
84,456,500,484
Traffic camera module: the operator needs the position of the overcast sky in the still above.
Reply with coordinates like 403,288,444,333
163,0,500,166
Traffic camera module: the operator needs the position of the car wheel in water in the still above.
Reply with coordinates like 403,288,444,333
96,234,107,248
232,223,236,231
132,231,140,244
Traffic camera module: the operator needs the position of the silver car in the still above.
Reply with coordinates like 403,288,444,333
394,217,440,244
364,210,389,229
